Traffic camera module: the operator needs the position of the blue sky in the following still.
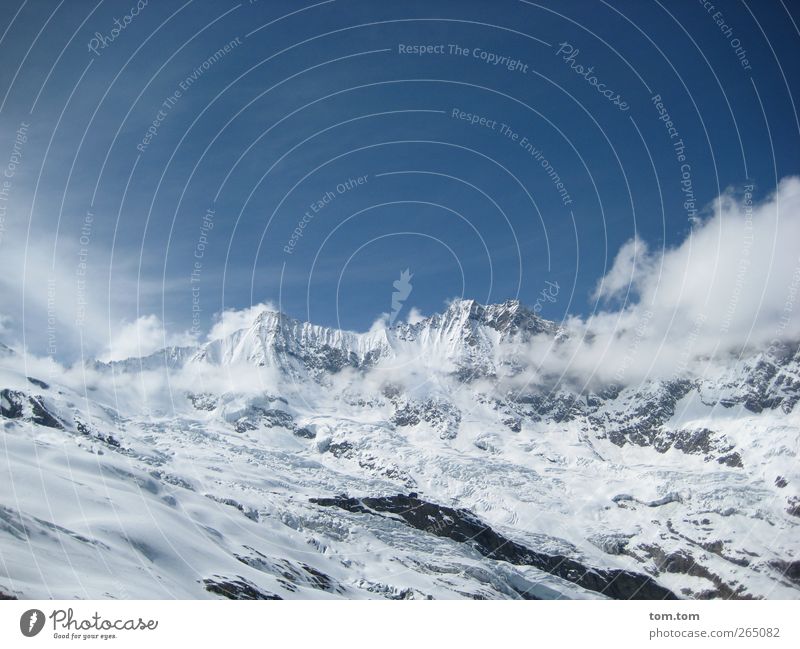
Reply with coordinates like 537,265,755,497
0,0,799,360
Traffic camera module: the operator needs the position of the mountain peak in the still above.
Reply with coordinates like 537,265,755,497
90,299,558,374
251,309,285,329
437,298,552,337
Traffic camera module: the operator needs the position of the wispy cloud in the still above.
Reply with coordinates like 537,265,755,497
206,302,276,341
100,314,196,362
592,235,653,304
521,176,800,388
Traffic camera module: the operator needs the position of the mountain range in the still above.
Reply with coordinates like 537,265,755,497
1,299,798,599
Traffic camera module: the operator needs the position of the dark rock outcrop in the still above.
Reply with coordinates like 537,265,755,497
311,493,676,600
203,576,282,600
1,389,63,429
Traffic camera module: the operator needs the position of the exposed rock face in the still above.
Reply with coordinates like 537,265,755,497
203,577,282,600
311,494,676,600
391,398,462,439
1,389,63,429
698,341,800,414
187,392,217,411
233,407,295,433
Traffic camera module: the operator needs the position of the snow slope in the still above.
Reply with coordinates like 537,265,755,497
1,300,798,599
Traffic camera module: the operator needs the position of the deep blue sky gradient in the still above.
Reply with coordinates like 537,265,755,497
1,0,798,356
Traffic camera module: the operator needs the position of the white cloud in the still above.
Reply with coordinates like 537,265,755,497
101,314,195,362
406,307,426,325
522,176,800,390
368,313,390,333
592,235,653,303
615,176,800,347
207,302,276,341
0,205,186,361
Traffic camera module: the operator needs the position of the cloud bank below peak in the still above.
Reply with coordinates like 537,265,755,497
530,176,800,388
593,176,800,346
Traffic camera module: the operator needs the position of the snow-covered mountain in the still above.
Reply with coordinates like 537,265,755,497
101,299,558,379
1,299,798,600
